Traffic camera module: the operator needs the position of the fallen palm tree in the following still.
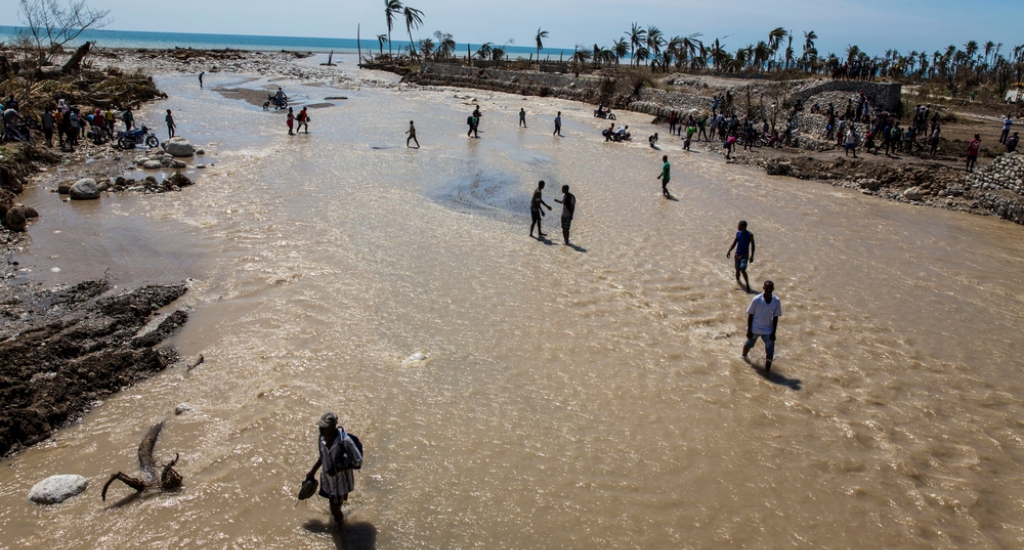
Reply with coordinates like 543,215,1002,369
101,422,182,501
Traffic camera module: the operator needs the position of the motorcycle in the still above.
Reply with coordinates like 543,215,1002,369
87,126,109,145
2,122,34,145
265,94,289,110
116,125,159,150
594,109,617,120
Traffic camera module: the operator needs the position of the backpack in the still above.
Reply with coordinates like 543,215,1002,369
347,433,363,470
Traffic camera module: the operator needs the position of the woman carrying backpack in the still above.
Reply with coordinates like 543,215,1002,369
305,413,362,526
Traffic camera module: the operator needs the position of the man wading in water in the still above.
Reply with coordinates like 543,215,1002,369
406,120,420,148
656,155,671,198
529,180,553,239
553,184,576,245
306,413,362,527
726,220,755,292
165,109,176,139
743,280,782,371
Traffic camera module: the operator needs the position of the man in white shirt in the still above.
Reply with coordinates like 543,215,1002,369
1001,115,1013,145
743,280,782,371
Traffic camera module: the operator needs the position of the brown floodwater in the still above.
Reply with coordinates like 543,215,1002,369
3,61,1024,548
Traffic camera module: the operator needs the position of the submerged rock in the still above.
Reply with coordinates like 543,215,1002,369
28,475,88,504
69,179,100,200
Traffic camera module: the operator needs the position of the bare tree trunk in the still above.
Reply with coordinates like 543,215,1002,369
61,41,91,74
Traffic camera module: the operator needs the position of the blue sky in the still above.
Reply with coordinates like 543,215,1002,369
3,0,1021,57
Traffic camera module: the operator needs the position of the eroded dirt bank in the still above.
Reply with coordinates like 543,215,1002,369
0,280,189,457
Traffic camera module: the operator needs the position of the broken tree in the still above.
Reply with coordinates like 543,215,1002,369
101,422,182,501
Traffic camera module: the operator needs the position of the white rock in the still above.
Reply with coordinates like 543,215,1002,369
28,475,88,504
174,403,195,415
143,160,162,170
69,179,100,200
135,157,151,166
404,352,428,364
163,137,195,157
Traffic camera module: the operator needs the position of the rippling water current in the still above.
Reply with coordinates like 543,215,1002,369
3,64,1024,549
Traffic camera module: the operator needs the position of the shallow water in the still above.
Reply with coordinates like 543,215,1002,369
3,63,1024,549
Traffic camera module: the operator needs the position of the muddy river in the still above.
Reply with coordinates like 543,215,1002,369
2,61,1024,548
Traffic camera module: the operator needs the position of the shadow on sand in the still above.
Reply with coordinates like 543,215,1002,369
745,359,801,391
304,518,378,550
565,243,587,253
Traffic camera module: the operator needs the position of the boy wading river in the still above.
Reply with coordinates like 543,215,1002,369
553,185,576,245
726,221,756,292
743,281,782,371
529,180,553,239
305,413,362,526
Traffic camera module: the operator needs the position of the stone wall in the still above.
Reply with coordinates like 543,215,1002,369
968,152,1024,195
791,80,902,112
409,63,604,103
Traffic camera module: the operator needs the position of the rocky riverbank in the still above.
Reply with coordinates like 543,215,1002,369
0,279,190,458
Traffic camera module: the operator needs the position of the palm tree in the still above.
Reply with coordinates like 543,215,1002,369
767,27,787,65
418,38,435,59
628,23,646,67
754,41,771,71
612,38,629,65
786,34,794,70
377,34,388,57
475,42,493,60
403,5,424,58
433,31,455,59
384,0,403,58
646,25,664,68
710,38,727,71
535,28,548,60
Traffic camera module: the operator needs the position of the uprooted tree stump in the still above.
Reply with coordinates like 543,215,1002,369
101,422,182,501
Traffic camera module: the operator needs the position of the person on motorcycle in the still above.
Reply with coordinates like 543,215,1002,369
275,88,286,101
596,103,605,117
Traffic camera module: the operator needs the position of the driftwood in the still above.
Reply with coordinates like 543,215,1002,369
62,42,92,74
320,50,336,67
101,422,182,501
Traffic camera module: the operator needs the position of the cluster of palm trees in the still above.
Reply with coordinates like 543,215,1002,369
380,0,424,59
371,2,1024,97
574,24,1023,95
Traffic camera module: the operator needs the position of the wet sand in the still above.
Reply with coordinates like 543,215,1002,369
2,62,1024,548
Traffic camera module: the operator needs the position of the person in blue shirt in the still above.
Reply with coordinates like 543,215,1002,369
726,220,756,292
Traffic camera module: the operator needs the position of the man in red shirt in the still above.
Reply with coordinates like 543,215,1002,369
966,133,981,172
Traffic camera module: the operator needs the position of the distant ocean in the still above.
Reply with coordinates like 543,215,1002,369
0,26,573,60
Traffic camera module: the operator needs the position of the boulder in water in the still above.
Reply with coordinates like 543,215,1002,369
57,180,75,194
163,137,195,157
143,160,162,170
69,179,100,200
5,204,28,231
28,475,88,504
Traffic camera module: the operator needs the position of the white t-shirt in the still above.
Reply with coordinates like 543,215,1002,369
747,293,782,335
1004,117,1013,130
